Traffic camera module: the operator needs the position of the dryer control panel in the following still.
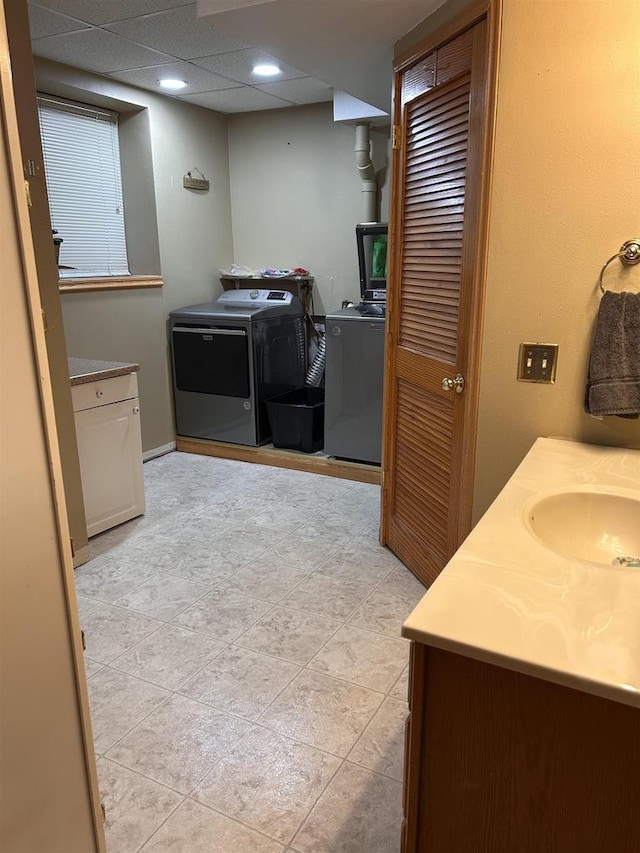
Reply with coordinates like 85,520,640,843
217,289,294,307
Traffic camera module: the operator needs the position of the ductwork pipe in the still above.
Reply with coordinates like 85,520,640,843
355,122,377,222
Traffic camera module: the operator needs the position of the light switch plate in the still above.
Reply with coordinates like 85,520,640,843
518,343,558,383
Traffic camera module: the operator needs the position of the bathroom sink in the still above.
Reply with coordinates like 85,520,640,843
524,487,640,566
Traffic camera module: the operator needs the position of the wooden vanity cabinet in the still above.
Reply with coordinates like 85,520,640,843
402,642,640,852
71,372,145,537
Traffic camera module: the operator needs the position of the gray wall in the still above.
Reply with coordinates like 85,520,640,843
37,63,391,453
228,103,391,315
36,61,234,453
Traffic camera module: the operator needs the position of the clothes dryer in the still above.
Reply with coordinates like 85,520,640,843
169,290,305,446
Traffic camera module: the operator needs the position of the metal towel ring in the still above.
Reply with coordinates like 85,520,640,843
598,238,640,293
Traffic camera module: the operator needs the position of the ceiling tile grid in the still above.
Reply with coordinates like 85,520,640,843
28,0,333,113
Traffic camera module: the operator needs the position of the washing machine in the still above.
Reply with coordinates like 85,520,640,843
169,289,305,446
324,302,386,464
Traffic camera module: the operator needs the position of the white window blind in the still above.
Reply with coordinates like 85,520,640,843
37,95,130,279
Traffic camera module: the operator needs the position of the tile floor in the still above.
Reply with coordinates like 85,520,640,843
76,452,427,853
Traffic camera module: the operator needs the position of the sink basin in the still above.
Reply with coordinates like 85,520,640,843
523,487,640,566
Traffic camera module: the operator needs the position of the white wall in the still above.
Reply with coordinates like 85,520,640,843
228,102,391,314
36,60,234,453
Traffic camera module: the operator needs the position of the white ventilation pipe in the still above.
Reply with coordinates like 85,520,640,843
354,122,377,222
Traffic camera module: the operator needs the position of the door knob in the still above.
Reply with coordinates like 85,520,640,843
441,374,465,394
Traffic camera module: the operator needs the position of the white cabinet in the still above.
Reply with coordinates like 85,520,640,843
71,372,145,537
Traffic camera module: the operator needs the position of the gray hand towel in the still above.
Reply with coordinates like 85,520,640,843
585,291,640,419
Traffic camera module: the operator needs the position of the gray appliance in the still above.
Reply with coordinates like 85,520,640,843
169,289,304,446
324,304,386,464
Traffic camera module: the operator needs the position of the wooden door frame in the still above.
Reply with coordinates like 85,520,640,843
381,0,502,551
0,3,106,848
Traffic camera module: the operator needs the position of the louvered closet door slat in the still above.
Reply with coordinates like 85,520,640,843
395,380,454,562
400,72,471,364
409,79,471,121
406,154,468,184
405,180,467,205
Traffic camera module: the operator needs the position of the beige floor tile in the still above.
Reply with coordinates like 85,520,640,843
318,536,402,582
316,550,395,586
281,574,372,621
111,624,227,690
389,665,409,701
377,565,428,599
76,593,105,619
291,762,403,853
290,514,359,546
348,588,422,638
141,798,284,853
309,505,374,534
250,507,308,532
113,574,210,620
123,536,203,573
260,539,340,571
180,645,299,720
308,625,408,692
83,657,103,679
261,670,383,757
172,588,272,642
221,561,311,603
88,667,169,755
236,606,341,665
106,694,250,793
348,697,408,781
74,558,159,603
82,605,163,664
212,524,285,558
97,758,182,853
194,726,340,844
167,547,252,585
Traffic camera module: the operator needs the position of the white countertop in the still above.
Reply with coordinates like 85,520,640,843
402,438,640,708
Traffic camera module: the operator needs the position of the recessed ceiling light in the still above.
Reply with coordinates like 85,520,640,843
159,78,187,90
252,63,281,77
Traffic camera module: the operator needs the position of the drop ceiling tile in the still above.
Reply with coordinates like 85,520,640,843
108,61,242,94
179,86,293,114
28,4,90,39
32,0,192,26
192,48,306,86
105,4,249,60
31,29,175,73
256,76,333,105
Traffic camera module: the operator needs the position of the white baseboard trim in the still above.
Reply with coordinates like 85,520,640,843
143,441,176,462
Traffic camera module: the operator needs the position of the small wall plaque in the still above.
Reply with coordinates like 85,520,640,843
183,168,210,191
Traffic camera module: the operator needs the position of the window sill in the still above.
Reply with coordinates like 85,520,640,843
59,275,163,294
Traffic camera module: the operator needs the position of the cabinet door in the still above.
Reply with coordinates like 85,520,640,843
75,398,144,537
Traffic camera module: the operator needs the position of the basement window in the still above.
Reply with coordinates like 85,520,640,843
37,95,132,280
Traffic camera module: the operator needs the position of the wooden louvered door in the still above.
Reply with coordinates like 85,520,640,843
381,18,494,587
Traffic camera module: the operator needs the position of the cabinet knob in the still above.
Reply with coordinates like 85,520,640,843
96,389,104,398
133,406,140,414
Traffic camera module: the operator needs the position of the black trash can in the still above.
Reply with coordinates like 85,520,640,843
265,387,325,453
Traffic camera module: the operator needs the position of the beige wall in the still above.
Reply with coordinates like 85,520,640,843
0,49,100,853
228,102,391,314
37,62,235,453
474,0,640,517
